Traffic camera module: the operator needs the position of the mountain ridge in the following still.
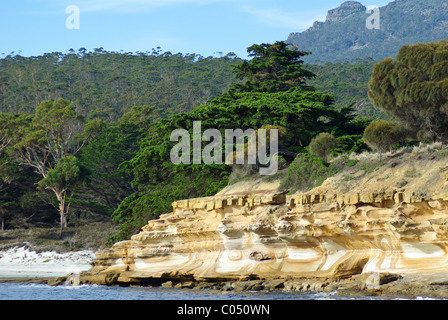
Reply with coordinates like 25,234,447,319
287,0,448,63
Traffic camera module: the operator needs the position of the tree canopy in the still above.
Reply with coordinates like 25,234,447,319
368,40,448,141
362,119,399,160
10,99,93,236
231,41,315,93
309,132,336,163
0,49,241,121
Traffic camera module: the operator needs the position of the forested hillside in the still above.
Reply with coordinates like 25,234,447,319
305,58,384,119
0,48,241,121
109,42,370,241
0,49,377,121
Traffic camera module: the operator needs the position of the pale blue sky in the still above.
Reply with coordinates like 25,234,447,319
0,0,393,58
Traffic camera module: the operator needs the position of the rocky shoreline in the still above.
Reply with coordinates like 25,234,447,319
2,271,448,299
153,272,448,299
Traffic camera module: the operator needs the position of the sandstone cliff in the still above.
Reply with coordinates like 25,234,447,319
81,144,448,294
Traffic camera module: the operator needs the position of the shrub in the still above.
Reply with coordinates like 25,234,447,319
309,132,336,162
280,154,338,192
362,120,399,160
346,159,359,167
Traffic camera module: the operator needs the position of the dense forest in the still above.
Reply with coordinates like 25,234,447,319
1,40,447,245
0,48,377,119
305,58,382,119
0,48,241,120
0,43,369,239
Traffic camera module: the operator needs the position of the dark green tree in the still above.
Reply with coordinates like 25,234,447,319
76,106,152,217
111,42,367,242
231,41,315,93
368,40,448,141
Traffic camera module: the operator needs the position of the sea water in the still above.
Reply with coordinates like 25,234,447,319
0,247,427,302
0,282,344,300
0,284,385,320
0,283,430,320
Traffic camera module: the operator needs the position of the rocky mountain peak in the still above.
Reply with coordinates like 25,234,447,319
326,1,367,22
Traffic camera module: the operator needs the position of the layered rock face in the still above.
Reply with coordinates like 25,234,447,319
84,191,448,285
81,146,448,286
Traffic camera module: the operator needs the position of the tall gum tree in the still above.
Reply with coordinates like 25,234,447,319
12,98,94,236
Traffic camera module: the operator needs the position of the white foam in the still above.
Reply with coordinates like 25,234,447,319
0,246,95,279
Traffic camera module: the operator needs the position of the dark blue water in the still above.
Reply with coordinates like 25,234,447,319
0,282,350,300
0,283,429,320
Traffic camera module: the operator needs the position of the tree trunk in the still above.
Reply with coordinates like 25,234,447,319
55,191,67,238
0,209,5,231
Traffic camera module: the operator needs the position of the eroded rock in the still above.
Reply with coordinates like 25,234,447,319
80,187,448,289
80,152,448,297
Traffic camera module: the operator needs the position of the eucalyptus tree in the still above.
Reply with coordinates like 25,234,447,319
12,98,95,236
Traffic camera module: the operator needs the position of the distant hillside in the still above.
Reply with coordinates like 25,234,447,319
287,0,448,63
0,47,388,121
0,49,241,121
305,58,384,119
0,49,378,120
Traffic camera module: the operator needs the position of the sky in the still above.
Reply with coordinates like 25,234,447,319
0,0,393,59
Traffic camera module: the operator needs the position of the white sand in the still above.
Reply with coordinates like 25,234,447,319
0,246,95,279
